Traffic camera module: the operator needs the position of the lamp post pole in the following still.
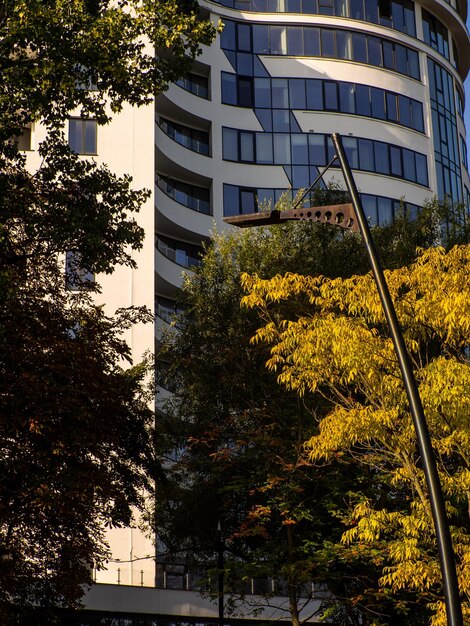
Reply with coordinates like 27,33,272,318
331,133,462,626
224,132,463,625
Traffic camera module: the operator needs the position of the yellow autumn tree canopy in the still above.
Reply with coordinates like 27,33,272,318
241,245,470,625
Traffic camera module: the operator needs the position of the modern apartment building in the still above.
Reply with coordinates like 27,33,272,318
77,0,470,622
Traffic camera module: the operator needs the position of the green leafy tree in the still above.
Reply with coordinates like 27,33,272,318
156,196,467,624
0,0,217,272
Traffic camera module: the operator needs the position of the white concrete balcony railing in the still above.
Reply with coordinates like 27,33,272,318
156,184,213,240
83,579,327,623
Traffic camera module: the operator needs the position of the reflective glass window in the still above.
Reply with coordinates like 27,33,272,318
240,132,255,162
306,80,323,109
324,82,339,110
255,109,273,131
402,149,416,182
223,127,238,160
272,79,289,108
69,119,97,154
382,41,394,69
377,196,393,224
252,25,269,53
358,138,374,170
271,26,287,54
336,30,351,59
350,0,363,19
374,142,389,173
365,0,378,21
386,92,398,122
256,134,274,163
390,146,402,176
371,88,386,119
292,165,310,188
362,194,378,224
398,95,412,127
343,136,359,168
304,27,321,55
321,29,335,57
319,0,335,15
258,188,276,210
287,0,302,10
352,33,367,63
240,189,256,213
237,53,253,76
411,100,424,132
224,184,240,216
238,77,253,107
221,20,236,50
407,49,420,79
221,73,236,105
395,44,408,75
287,27,304,55
340,83,355,113
238,23,252,52
367,36,382,66
356,84,371,116
274,134,291,163
309,134,326,164
289,79,306,109
415,153,428,185
291,134,309,163
273,109,290,131
255,78,272,108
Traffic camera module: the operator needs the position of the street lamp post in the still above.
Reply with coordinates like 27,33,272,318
224,132,463,626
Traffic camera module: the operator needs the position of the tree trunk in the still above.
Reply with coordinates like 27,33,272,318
286,524,301,626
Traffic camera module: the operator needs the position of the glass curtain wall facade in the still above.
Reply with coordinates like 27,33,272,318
153,0,470,382
149,3,470,503
153,0,470,399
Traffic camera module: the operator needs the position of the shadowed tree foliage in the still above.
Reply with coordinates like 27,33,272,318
156,195,468,625
0,0,218,618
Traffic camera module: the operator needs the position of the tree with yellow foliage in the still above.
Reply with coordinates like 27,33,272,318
241,244,470,625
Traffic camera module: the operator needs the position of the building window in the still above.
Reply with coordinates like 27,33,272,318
427,58,462,201
11,126,32,151
223,129,428,187
422,9,449,60
460,135,468,172
68,119,97,154
65,251,94,290
156,235,203,269
159,118,210,156
222,74,425,133
157,175,211,215
222,22,420,81
156,296,185,324
176,72,209,99
215,0,416,36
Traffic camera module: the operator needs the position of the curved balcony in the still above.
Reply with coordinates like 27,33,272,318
158,118,210,157
156,125,214,180
155,248,187,291
155,184,213,241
